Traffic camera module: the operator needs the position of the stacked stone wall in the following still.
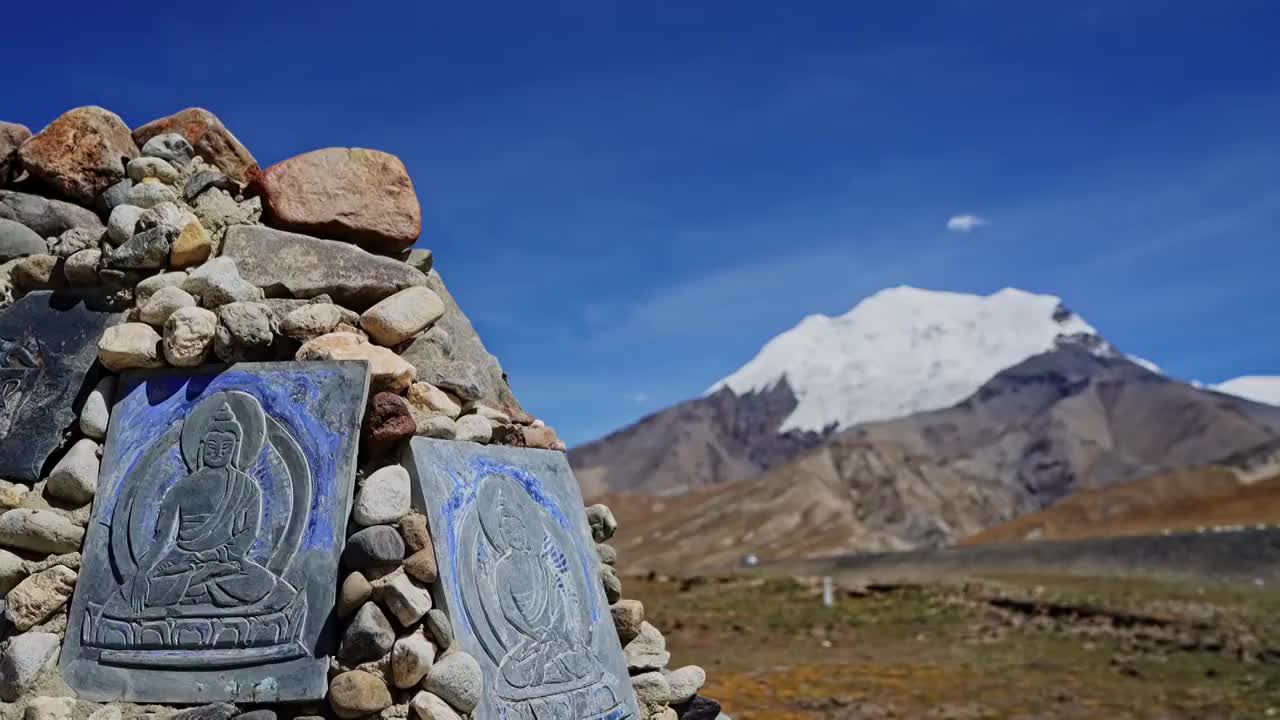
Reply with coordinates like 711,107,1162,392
0,106,720,720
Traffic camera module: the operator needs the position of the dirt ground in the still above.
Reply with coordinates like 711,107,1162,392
626,573,1280,720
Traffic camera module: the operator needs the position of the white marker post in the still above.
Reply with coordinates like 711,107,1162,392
822,575,834,608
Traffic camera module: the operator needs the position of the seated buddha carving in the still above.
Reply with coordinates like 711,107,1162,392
125,402,279,613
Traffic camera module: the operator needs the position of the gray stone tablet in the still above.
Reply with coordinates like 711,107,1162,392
403,438,641,720
62,361,370,703
0,291,122,482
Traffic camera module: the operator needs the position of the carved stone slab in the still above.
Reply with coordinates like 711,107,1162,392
403,438,641,720
0,291,121,482
63,361,370,703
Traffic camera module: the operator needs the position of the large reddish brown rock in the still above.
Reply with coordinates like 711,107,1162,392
255,148,421,253
362,391,416,455
132,107,259,185
0,122,31,183
18,107,138,205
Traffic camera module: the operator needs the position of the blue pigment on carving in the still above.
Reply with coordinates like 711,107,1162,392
104,367,345,554
437,454,602,635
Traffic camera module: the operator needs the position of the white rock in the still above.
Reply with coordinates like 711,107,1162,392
137,201,199,233
631,671,673,710
360,287,445,346
125,181,178,209
587,504,618,543
421,652,482,714
666,665,707,704
134,270,188,305
280,303,358,340
0,510,85,554
46,438,100,504
24,696,76,720
415,415,456,440
106,204,145,245
162,306,218,367
463,402,510,425
182,257,263,308
78,376,114,441
353,466,411,526
98,323,164,371
0,632,60,702
139,285,197,327
390,631,436,689
454,415,492,444
0,548,28,595
126,156,179,184
381,572,432,627
406,382,461,421
409,691,460,720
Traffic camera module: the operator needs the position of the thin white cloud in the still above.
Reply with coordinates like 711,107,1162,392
946,213,988,232
624,392,649,405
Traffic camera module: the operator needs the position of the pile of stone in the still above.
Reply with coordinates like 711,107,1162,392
590,504,725,720
332,468,481,720
0,104,720,720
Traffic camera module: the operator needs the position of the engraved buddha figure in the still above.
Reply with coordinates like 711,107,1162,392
0,334,41,440
486,490,595,691
125,402,279,613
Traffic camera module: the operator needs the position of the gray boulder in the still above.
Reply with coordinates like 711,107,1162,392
342,526,404,570
214,301,274,362
340,602,395,665
399,269,524,414
0,190,102,237
0,218,47,262
185,169,237,202
424,608,453,650
0,631,60,701
421,651,482,714
182,257,263,308
49,227,101,258
0,122,30,183
666,665,707,704
624,621,671,672
587,504,618,542
140,133,195,169
220,225,427,310
109,225,174,270
95,178,133,215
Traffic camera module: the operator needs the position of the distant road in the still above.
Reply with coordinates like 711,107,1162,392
770,527,1280,589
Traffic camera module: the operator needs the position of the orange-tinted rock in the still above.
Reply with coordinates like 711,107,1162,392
256,148,421,253
18,107,138,205
132,108,259,185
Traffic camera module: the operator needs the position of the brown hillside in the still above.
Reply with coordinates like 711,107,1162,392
965,466,1280,544
602,437,1017,574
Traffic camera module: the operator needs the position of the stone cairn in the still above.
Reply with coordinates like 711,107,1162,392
0,107,718,720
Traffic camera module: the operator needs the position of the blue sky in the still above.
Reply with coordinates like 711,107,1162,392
8,2,1279,445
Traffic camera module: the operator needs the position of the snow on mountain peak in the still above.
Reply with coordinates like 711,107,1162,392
1212,376,1280,406
708,285,1113,433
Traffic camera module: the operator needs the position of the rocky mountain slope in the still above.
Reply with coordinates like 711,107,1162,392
600,347,1280,571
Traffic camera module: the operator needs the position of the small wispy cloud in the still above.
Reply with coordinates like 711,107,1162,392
624,392,649,405
946,213,988,232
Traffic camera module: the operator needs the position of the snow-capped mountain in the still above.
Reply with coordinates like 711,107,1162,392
707,286,1143,433
1213,376,1280,406
572,285,1280,500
